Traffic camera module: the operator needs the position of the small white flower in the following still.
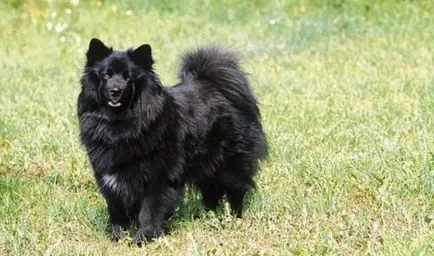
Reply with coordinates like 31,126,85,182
111,4,117,12
383,138,398,150
46,22,53,31
125,10,133,16
350,152,363,161
269,19,276,25
55,23,67,33
75,36,82,45
70,0,79,6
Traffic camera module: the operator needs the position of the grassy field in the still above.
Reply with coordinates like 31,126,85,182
1,0,434,255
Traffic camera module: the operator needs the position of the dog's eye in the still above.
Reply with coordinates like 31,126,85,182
104,69,113,79
130,72,138,81
122,72,129,80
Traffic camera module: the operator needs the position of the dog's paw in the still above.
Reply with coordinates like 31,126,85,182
132,226,164,246
111,224,126,242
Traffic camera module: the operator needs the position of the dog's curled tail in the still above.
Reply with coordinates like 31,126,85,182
179,46,260,118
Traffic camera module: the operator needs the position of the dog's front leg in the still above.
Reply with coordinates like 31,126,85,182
105,196,130,241
132,185,180,245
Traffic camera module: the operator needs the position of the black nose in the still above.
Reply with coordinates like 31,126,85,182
110,88,122,98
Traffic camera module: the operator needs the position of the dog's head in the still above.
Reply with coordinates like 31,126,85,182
81,38,162,110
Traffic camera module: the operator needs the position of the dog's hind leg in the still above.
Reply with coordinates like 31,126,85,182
221,172,255,218
198,179,224,212
225,187,246,217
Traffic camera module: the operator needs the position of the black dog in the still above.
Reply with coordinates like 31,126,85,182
77,38,267,244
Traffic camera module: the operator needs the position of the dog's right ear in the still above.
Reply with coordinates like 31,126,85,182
86,38,112,66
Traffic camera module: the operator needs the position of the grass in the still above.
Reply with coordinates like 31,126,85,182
1,0,434,254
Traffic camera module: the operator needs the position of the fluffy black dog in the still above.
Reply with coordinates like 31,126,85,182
77,38,267,244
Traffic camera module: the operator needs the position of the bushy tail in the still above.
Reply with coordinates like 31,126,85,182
179,46,260,118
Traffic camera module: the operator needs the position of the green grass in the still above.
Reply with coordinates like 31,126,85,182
1,0,434,254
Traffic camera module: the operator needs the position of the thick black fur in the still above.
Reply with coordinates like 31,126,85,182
77,38,268,244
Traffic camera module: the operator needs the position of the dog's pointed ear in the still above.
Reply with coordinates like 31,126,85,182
130,44,154,70
86,38,112,66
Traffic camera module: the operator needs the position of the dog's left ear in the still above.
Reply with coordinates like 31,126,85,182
130,44,154,70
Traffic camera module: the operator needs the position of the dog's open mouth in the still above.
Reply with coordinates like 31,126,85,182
108,101,122,107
